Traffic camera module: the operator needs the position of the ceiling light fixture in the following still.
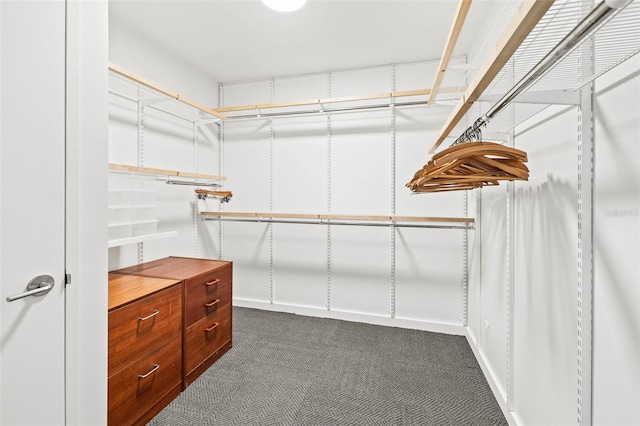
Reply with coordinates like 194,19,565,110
261,0,307,13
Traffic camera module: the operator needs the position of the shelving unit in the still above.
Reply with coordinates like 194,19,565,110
108,68,229,252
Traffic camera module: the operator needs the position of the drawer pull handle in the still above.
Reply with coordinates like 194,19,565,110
205,322,219,333
139,310,160,321
138,364,160,379
205,299,220,308
205,278,220,287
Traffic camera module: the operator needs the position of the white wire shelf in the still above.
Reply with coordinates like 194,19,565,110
108,231,178,248
443,0,640,148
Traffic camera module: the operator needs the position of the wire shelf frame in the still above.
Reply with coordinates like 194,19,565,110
487,0,640,96
448,0,638,148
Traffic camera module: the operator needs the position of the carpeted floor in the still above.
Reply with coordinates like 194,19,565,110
148,307,507,426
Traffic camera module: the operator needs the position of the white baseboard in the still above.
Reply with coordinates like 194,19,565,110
464,327,519,426
233,298,465,335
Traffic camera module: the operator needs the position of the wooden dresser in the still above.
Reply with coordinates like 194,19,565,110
108,273,183,426
114,256,233,386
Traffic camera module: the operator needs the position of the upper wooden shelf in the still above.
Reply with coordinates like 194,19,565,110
109,64,464,122
109,163,226,182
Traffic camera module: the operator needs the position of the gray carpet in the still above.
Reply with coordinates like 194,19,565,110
148,307,507,426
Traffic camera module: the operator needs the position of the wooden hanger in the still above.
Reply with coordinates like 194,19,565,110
407,141,529,193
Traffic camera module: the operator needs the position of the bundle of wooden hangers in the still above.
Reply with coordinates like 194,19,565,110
406,141,529,193
195,189,233,203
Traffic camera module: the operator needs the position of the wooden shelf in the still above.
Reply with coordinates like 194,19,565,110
108,231,178,248
109,63,227,120
428,0,473,105
109,163,226,182
110,62,464,121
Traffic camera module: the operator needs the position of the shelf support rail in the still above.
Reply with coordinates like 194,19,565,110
449,0,632,147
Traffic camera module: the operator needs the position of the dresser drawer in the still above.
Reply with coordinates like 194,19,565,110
185,303,232,376
109,284,182,375
108,334,182,426
184,264,232,326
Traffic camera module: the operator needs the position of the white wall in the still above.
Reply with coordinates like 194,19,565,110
515,104,579,425
109,16,218,108
219,62,469,332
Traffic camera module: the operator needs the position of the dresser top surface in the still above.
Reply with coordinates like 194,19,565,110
108,273,181,310
113,256,231,280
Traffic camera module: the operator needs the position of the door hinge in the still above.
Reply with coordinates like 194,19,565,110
65,273,71,285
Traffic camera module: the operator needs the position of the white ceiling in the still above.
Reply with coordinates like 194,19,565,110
109,0,469,83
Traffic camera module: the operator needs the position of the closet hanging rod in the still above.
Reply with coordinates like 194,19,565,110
160,177,222,187
202,211,474,222
222,98,457,121
201,211,474,224
428,0,473,105
446,0,633,148
204,216,473,230
215,87,462,114
108,63,228,120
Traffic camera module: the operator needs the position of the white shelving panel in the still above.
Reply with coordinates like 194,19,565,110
108,231,178,248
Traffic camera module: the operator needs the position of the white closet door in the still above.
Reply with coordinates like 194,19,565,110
0,1,66,424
